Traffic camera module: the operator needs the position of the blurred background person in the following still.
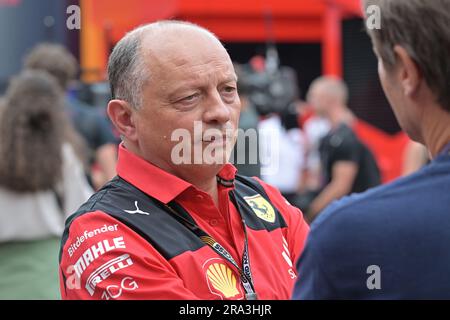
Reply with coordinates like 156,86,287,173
231,62,261,178
0,71,93,299
238,54,308,208
296,99,331,210
305,76,380,222
258,105,307,208
23,43,118,190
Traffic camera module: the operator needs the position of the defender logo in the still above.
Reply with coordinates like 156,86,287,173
203,258,243,300
124,201,150,216
67,224,119,257
243,194,275,223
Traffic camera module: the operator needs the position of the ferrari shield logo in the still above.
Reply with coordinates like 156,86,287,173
244,194,275,223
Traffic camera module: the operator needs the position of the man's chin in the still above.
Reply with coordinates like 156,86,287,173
172,162,228,181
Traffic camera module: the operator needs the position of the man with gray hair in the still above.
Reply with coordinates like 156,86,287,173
59,20,309,300
293,0,450,299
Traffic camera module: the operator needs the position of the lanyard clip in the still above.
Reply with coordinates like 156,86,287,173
245,293,258,300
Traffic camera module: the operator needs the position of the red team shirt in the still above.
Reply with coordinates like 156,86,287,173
59,145,309,300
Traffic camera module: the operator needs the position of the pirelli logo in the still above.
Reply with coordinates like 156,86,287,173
85,254,134,296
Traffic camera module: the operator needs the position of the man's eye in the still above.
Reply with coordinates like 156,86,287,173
181,93,200,102
223,86,236,93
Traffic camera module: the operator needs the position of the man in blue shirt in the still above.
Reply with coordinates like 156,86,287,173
293,0,450,299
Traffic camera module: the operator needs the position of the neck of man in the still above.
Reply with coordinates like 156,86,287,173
327,106,354,130
124,141,222,207
176,166,221,208
189,175,219,206
421,106,450,159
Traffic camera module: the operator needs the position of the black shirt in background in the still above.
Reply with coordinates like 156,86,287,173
319,123,381,194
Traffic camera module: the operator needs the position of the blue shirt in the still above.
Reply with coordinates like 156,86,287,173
293,144,450,299
65,94,119,153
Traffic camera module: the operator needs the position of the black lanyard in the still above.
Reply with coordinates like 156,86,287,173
158,191,258,300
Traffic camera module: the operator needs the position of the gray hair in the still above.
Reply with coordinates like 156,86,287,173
108,20,221,109
363,0,450,112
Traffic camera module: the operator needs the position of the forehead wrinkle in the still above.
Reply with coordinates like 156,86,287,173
140,28,236,95
165,59,235,89
143,27,229,63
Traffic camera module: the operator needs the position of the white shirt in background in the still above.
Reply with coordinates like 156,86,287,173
0,143,93,242
259,115,306,194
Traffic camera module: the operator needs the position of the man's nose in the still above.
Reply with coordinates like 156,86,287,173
202,90,232,125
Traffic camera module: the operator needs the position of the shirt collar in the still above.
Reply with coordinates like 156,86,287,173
116,143,238,203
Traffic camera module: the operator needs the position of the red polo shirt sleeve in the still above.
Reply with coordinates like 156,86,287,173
254,177,310,267
59,211,201,300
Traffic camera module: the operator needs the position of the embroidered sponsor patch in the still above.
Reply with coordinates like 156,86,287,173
243,194,275,223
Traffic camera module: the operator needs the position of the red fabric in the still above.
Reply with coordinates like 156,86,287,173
352,119,410,183
298,106,315,129
60,145,309,300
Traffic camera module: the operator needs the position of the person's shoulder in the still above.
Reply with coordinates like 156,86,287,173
60,179,141,258
64,177,125,226
61,142,79,164
312,166,443,241
311,180,388,237
335,123,359,144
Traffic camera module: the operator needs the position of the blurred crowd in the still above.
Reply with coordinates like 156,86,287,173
0,42,427,299
0,44,119,299
233,56,426,224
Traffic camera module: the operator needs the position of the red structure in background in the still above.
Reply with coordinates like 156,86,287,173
80,0,410,183
80,0,362,82
353,120,410,183
0,0,21,6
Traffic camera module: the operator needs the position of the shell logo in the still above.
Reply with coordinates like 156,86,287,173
203,259,243,299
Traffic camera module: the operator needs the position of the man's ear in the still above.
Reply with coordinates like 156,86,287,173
107,99,138,142
393,45,421,98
